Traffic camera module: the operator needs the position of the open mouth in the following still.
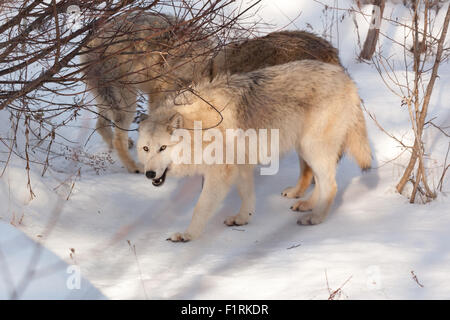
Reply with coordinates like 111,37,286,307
152,168,168,187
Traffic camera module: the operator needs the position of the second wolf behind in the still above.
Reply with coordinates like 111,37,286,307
137,60,371,242
80,11,341,173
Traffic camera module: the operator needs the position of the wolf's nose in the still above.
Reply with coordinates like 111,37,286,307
145,171,156,179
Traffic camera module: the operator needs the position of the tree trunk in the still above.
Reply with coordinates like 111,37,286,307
360,0,386,60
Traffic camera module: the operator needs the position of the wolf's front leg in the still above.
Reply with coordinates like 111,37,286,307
224,165,255,226
168,167,237,242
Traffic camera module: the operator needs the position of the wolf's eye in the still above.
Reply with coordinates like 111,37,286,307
159,145,167,152
143,146,149,152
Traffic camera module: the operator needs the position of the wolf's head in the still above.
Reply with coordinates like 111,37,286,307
137,112,184,187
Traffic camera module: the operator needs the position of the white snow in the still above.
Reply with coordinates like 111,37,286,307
0,220,105,299
0,0,449,299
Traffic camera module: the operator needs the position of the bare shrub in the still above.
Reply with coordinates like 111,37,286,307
0,0,260,196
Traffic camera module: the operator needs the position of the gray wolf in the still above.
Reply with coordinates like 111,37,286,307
137,60,372,242
80,11,341,173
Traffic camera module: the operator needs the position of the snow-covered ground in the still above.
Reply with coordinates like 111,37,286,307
0,0,449,299
0,221,105,299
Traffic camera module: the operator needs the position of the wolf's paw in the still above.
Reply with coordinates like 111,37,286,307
127,163,144,174
136,163,144,174
167,232,192,242
224,213,251,226
290,200,313,212
291,200,313,211
297,213,325,225
281,186,301,199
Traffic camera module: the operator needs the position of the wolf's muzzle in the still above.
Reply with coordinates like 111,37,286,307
150,168,168,187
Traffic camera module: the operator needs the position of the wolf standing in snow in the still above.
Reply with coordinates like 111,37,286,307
137,60,372,242
80,11,341,173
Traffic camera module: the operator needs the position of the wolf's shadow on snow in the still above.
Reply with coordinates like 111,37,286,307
152,151,380,299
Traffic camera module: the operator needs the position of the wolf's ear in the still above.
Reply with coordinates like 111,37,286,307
167,112,184,133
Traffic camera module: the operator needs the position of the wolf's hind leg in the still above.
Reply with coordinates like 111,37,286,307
282,156,313,198
87,82,114,149
297,155,337,225
112,89,142,173
225,165,255,226
96,114,114,150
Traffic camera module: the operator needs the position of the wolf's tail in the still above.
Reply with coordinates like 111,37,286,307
345,103,372,171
